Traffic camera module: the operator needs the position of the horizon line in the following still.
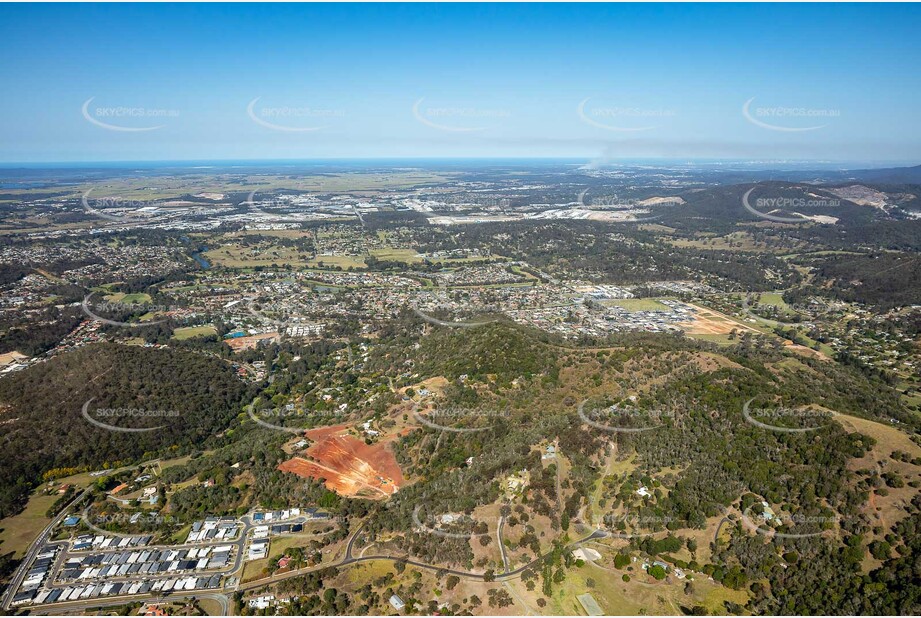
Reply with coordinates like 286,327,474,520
1,156,918,169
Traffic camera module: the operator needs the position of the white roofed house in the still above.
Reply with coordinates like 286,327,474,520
389,594,405,611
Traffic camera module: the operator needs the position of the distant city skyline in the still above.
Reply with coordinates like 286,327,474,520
2,3,920,163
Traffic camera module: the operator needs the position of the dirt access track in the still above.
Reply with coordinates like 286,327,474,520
278,424,404,499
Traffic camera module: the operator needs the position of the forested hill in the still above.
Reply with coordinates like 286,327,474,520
0,343,254,518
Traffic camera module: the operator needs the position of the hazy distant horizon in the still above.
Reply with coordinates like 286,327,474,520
2,3,920,162
0,157,918,171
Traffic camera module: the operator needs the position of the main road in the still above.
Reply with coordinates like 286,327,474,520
28,591,230,616
1,457,176,611
19,517,607,614
0,485,94,611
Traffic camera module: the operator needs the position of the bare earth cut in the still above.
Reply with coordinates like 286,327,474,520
278,425,404,498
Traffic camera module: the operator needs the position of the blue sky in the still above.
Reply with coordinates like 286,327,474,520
1,3,920,164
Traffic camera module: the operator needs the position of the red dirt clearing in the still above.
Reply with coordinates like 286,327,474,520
278,424,404,499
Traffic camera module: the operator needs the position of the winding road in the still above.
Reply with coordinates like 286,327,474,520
237,526,607,592
497,515,510,572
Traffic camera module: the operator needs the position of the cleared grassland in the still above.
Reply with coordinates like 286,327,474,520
0,491,59,558
241,530,332,582
602,298,672,311
756,292,790,309
666,231,790,253
684,333,738,345
431,254,501,265
172,325,217,340
198,597,226,616
104,292,153,304
204,244,312,268
369,248,424,264
0,453,201,557
307,255,367,269
535,560,748,616
0,465,112,558
837,413,921,537
587,452,638,524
